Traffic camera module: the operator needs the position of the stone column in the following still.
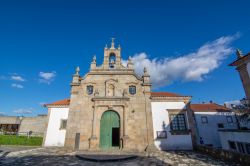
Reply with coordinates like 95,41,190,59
89,104,98,150
122,104,129,149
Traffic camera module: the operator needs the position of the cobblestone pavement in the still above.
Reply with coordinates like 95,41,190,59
0,147,240,166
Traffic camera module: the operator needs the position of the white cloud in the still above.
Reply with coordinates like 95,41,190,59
11,83,24,89
11,75,25,82
122,34,238,88
13,108,33,114
224,100,242,109
39,71,56,84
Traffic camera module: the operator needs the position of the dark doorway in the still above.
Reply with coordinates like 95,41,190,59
112,127,120,147
75,133,80,150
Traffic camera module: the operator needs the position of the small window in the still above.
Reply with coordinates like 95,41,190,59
226,116,233,123
228,141,236,150
245,143,250,154
87,85,94,95
170,114,187,131
201,116,208,124
156,131,167,139
60,119,67,130
217,123,224,128
237,142,245,153
129,86,136,95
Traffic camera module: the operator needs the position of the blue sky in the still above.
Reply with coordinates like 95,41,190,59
0,0,250,116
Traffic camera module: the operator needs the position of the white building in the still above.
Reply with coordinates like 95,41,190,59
43,99,70,147
219,130,250,154
191,103,238,148
151,92,194,150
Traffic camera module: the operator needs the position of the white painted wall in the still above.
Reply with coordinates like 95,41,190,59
44,107,69,147
219,131,250,150
195,112,237,148
151,102,193,150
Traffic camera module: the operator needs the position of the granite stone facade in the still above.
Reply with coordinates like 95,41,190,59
64,40,155,152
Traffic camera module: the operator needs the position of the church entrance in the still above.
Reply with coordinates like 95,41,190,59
100,110,120,149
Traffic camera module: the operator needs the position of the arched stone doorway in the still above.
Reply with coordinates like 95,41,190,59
100,110,120,149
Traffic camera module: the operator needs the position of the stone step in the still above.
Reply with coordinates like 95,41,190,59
76,154,137,162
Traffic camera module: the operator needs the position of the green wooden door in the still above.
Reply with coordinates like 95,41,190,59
100,111,120,149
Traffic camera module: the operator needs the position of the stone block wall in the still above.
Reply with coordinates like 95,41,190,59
194,145,250,165
19,115,47,136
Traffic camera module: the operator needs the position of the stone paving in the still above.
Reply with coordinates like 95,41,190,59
0,147,240,166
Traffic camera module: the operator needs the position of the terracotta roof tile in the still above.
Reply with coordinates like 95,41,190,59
190,103,230,112
151,92,183,97
45,98,70,106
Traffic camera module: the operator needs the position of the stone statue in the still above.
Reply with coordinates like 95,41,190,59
236,49,243,59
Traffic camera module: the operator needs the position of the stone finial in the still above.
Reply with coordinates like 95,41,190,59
128,56,132,64
128,56,132,61
143,67,148,74
105,44,108,49
118,44,121,49
236,49,243,59
75,66,80,75
92,55,96,63
127,56,134,69
111,37,115,49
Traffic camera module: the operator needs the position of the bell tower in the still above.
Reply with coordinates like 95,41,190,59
103,38,122,69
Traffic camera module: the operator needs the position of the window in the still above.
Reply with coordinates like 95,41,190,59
245,143,250,154
217,123,224,128
129,86,136,95
87,85,93,95
60,119,67,130
156,131,167,139
109,53,116,68
170,114,187,131
237,142,245,153
226,116,233,123
228,141,236,150
201,116,208,124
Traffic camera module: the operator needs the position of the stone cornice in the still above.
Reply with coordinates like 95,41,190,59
92,96,130,101
70,83,80,86
142,83,152,86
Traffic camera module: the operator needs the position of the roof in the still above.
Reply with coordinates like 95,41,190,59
150,92,185,97
229,52,250,66
45,98,70,107
190,103,230,112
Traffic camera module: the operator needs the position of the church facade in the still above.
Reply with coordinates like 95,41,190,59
44,39,194,151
